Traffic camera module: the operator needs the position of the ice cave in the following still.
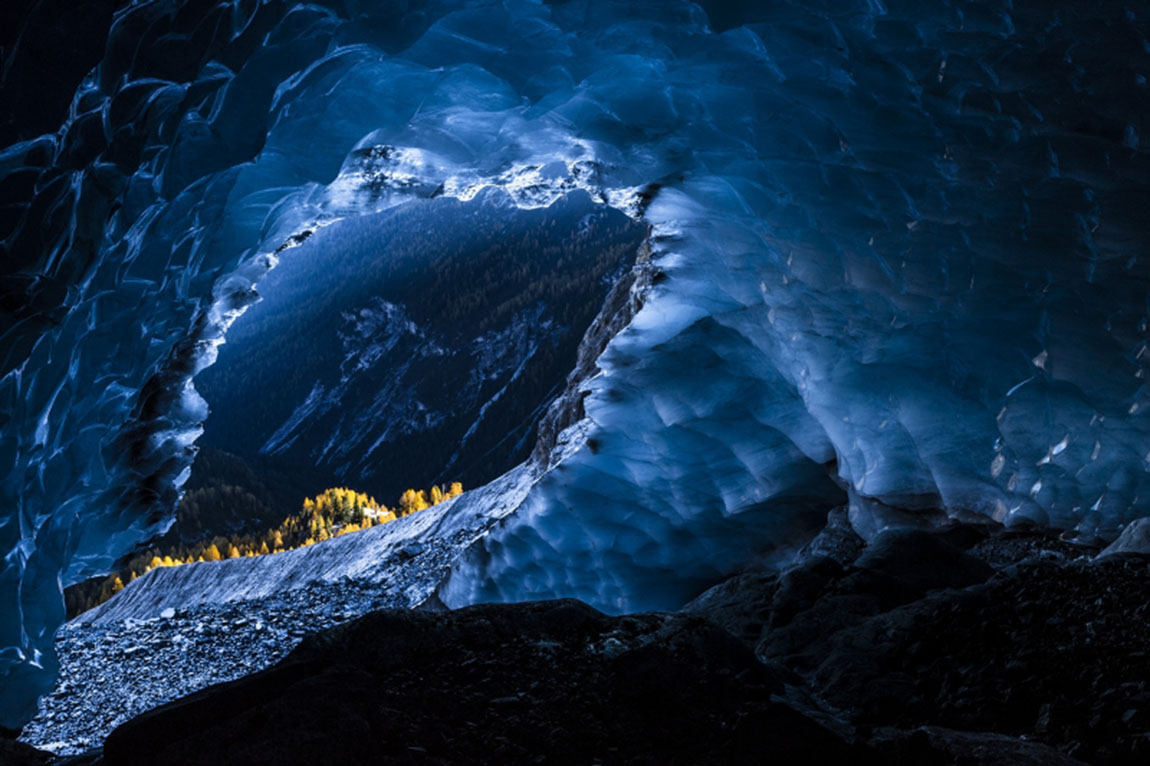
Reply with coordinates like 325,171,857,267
2,0,1149,761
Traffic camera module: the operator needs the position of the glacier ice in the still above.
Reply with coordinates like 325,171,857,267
2,0,1149,727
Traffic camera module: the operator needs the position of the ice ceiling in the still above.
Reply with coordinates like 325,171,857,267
2,0,1148,727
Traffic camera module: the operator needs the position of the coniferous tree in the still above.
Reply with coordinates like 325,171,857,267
67,479,463,616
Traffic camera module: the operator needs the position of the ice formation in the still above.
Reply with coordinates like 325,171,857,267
2,0,1148,727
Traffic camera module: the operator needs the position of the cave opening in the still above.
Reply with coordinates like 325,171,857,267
62,189,648,617
5,0,1149,759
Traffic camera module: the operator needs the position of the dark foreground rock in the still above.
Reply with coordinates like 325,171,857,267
99,600,865,765
686,511,1150,765
21,511,1150,765
0,738,54,766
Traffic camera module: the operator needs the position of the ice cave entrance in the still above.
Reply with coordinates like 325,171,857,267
65,190,647,614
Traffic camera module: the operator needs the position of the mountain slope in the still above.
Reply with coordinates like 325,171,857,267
196,191,647,500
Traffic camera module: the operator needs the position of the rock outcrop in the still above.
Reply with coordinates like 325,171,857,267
1097,517,1150,560
686,514,1150,764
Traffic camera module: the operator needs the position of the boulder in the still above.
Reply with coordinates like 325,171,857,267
1097,517,1150,559
854,527,994,594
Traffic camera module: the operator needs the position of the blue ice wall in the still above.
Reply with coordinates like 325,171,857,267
2,0,1149,726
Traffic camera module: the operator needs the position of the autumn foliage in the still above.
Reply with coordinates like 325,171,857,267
68,482,463,616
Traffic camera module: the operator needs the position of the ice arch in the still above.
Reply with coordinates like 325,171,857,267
2,0,1148,727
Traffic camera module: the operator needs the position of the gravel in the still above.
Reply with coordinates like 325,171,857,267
23,576,421,755
20,470,535,757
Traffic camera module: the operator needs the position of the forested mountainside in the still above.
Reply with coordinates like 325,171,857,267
196,191,647,502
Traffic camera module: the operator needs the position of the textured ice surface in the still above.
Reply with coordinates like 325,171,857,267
2,0,1149,726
